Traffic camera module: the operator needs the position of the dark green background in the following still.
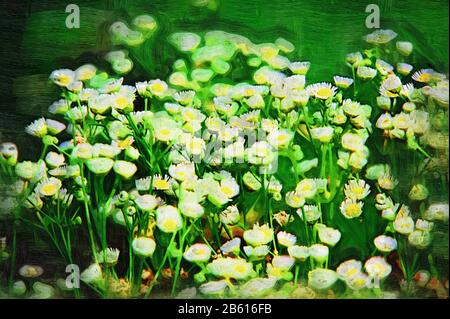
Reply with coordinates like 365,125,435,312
0,0,448,149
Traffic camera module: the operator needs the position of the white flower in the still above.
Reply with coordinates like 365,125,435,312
183,243,212,263
18,265,44,278
376,113,393,130
412,69,445,84
396,41,413,56
220,238,241,255
308,269,338,290
333,76,353,89
288,245,309,261
132,237,156,257
340,198,363,219
344,179,370,200
207,257,254,280
98,247,120,265
220,205,240,225
307,82,336,100
375,59,393,76
374,235,397,252
239,277,277,298
267,129,294,149
148,79,168,97
297,205,321,223
169,162,196,182
156,205,183,233
285,191,305,208
364,29,397,45
45,152,65,168
310,126,334,143
113,160,137,179
25,118,48,138
49,69,75,87
243,224,273,247
356,66,377,80
288,61,310,75
393,213,414,235
336,259,362,281
277,231,297,247
295,179,319,199
397,63,413,76
178,198,204,219
135,194,158,212
36,177,62,197
317,225,341,246
80,263,102,284
308,244,329,264
408,230,432,249
364,256,392,280
75,64,97,81
422,203,448,222
86,158,114,175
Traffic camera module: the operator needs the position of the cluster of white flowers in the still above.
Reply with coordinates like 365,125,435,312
1,25,448,299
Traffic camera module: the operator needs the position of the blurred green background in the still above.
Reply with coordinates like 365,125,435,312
0,0,448,149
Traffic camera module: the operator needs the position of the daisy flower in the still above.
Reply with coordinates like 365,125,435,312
156,205,183,233
297,205,321,223
344,179,371,200
333,75,353,89
375,59,393,76
364,256,392,280
220,238,241,255
49,69,75,87
86,158,114,175
75,64,97,81
412,69,445,84
25,118,48,138
243,224,274,247
285,191,305,208
113,160,137,179
336,259,362,281
36,177,62,197
277,231,297,247
308,269,337,290
219,205,240,225
183,243,212,263
396,41,413,56
288,245,310,262
374,235,397,252
288,61,310,75
132,237,156,257
317,225,341,246
307,82,337,100
310,126,334,143
309,244,329,264
356,66,377,80
207,257,254,280
364,29,397,45
377,172,399,190
397,63,413,76
340,198,364,219
148,79,169,97
267,129,294,149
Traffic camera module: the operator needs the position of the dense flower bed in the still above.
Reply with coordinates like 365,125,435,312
0,16,448,299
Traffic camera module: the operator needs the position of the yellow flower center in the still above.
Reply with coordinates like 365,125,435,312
346,204,361,217
233,264,247,274
316,87,332,99
162,218,177,232
154,179,169,190
58,75,72,86
150,83,165,94
220,185,234,197
417,73,432,83
41,184,57,195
